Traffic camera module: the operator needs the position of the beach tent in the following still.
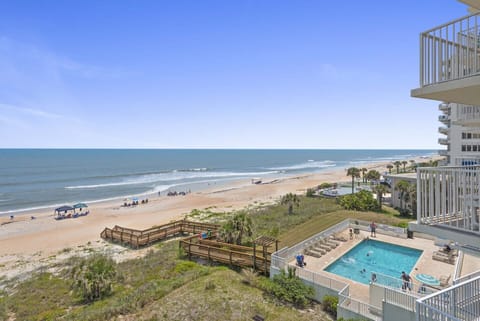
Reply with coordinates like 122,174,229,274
55,205,74,213
54,205,74,219
73,203,88,211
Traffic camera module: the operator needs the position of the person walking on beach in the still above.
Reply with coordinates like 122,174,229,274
370,221,377,237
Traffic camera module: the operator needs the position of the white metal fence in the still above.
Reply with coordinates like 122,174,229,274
417,276,480,321
419,12,480,87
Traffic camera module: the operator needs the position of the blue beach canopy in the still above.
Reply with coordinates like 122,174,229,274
55,205,74,212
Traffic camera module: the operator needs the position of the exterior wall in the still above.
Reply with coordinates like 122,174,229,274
337,307,376,321
382,302,416,321
440,103,480,166
385,174,416,209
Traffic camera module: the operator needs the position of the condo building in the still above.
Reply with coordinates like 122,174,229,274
411,0,480,320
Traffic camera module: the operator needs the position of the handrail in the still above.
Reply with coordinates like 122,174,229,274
419,11,480,86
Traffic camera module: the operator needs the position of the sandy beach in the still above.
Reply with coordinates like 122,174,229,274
0,157,434,280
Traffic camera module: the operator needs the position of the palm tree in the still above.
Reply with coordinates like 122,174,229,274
346,167,360,194
361,168,368,183
402,160,408,172
395,180,411,210
281,193,300,215
387,164,394,174
219,211,253,245
372,184,389,208
394,161,402,174
366,169,381,185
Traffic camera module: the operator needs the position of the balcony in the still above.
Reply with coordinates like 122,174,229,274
416,276,480,321
411,12,480,105
439,102,451,113
411,166,480,247
439,114,451,123
454,104,480,126
438,137,449,145
439,150,449,156
439,126,450,135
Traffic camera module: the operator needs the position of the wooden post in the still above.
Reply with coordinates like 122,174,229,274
263,245,267,275
253,243,257,271
275,240,279,252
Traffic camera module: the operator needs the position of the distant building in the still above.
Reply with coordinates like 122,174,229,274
384,173,416,209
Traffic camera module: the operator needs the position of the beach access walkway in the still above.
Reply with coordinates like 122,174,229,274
100,219,219,248
101,219,277,274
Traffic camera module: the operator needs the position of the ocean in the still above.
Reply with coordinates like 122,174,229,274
0,149,435,215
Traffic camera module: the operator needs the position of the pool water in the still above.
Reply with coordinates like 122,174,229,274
324,239,423,285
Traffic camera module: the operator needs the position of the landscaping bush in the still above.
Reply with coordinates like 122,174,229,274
260,269,314,308
322,295,338,317
338,190,379,212
306,188,316,197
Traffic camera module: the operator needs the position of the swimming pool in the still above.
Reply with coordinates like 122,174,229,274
324,239,423,285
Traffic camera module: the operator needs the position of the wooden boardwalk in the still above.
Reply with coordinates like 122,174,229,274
100,220,219,248
101,219,275,274
179,235,274,274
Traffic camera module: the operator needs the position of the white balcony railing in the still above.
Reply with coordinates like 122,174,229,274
439,115,450,123
417,166,480,234
420,12,480,87
438,138,449,145
456,104,480,124
439,102,451,112
416,276,480,321
439,126,449,135
438,150,449,157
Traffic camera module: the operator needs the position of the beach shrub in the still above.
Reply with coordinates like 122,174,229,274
318,182,333,190
322,295,338,317
281,193,301,214
71,253,116,302
260,269,314,308
306,188,316,197
338,190,379,212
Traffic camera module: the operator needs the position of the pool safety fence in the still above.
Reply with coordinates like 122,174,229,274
269,219,436,320
453,250,464,283
338,291,382,321
371,271,436,297
453,269,480,285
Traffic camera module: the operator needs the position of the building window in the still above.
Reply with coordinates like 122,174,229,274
462,133,467,139
462,145,467,151
467,145,472,152
474,145,478,152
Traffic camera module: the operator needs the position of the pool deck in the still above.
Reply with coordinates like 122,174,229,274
291,228,480,302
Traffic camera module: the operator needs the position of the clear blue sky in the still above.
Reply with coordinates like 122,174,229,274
0,0,468,149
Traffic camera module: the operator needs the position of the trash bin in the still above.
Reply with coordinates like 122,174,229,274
407,229,414,239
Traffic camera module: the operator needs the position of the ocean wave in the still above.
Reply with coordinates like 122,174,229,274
268,160,336,171
65,170,278,190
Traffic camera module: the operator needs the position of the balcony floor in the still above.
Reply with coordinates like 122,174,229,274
412,75,480,105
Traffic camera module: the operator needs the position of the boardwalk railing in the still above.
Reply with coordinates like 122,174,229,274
100,220,219,248
179,234,272,273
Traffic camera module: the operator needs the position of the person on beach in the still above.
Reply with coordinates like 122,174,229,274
370,221,377,237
